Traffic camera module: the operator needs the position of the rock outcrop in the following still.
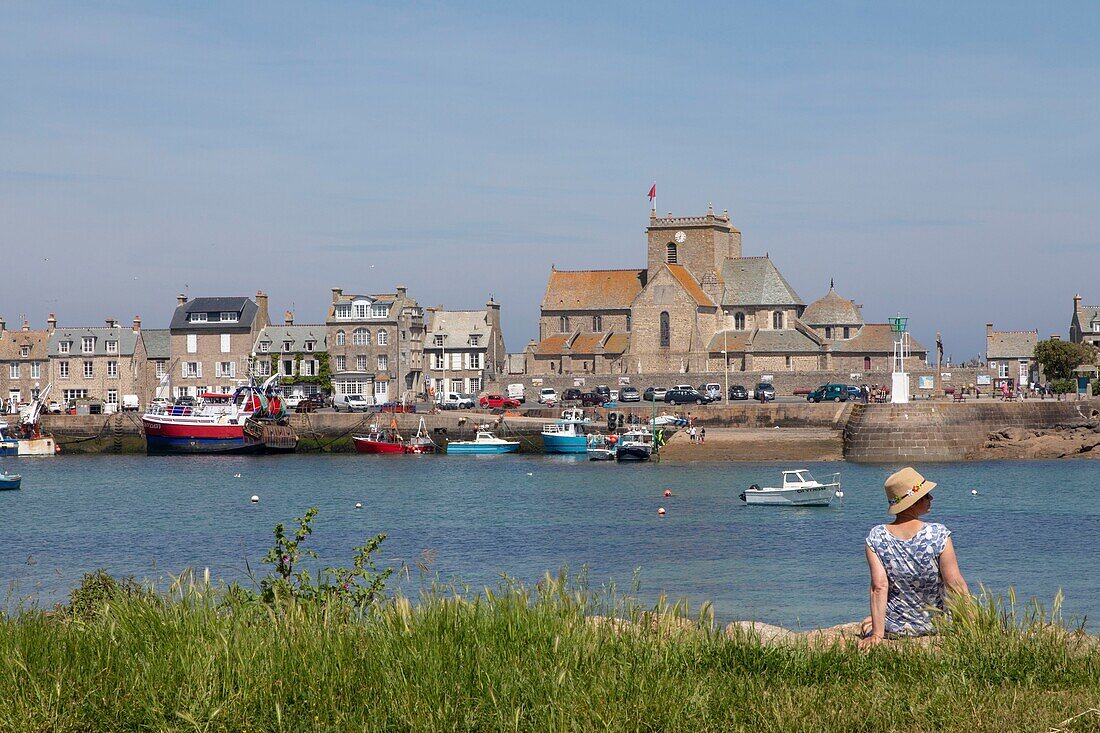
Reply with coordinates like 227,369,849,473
971,421,1100,460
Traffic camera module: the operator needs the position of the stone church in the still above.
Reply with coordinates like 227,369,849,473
526,206,926,376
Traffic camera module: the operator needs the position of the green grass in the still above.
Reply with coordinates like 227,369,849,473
1,573,1098,732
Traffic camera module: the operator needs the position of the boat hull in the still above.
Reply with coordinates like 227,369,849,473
353,436,408,454
541,433,588,454
740,487,833,507
1,437,57,457
446,442,519,455
143,417,261,455
587,448,615,461
0,440,17,457
615,445,652,462
0,475,21,490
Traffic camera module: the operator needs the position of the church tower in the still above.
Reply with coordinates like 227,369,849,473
646,204,741,283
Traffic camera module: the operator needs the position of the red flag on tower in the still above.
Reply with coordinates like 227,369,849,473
647,183,656,211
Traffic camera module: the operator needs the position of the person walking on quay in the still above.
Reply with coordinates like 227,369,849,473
688,425,697,443
699,426,705,444
859,467,969,649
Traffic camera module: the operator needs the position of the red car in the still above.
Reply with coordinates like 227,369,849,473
479,394,521,409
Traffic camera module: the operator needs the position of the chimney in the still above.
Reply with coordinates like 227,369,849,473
986,322,994,338
177,293,187,306
47,313,57,332
1051,335,1061,341
0,317,5,332
106,317,118,329
22,319,30,331
284,310,294,326
132,315,141,332
255,290,269,327
331,287,343,301
1074,293,1082,313
396,285,407,298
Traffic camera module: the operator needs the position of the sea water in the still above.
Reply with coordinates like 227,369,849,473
1,455,1096,630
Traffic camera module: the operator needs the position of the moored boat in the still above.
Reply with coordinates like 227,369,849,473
352,428,408,454
739,470,840,507
586,433,616,461
0,383,59,457
615,429,653,462
0,473,21,490
541,409,590,454
446,430,519,455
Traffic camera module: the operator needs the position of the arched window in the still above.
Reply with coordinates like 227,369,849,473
734,312,745,330
659,311,670,348
560,316,569,332
335,330,345,346
353,328,369,346
824,326,832,339
377,330,388,346
772,311,784,329
592,315,602,332
864,356,872,370
843,326,851,339
666,243,678,264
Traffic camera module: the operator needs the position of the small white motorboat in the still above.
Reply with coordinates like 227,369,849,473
739,470,840,507
446,430,520,455
615,429,654,462
586,433,616,461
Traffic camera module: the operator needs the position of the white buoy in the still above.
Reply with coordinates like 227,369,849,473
234,473,241,478
526,472,533,476
835,490,844,498
971,489,978,495
250,495,259,503
355,502,363,509
657,507,666,516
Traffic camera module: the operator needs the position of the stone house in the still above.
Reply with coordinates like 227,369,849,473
326,286,425,404
48,317,148,408
986,323,1039,389
254,313,328,396
140,326,171,402
0,316,53,408
424,301,506,396
168,292,270,399
1070,294,1100,350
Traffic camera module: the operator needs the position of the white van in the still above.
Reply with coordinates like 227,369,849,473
538,387,558,405
333,394,371,412
506,383,526,403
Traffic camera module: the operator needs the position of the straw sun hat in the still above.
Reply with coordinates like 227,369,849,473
884,467,936,515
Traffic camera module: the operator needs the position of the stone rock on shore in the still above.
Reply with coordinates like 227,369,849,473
972,422,1100,459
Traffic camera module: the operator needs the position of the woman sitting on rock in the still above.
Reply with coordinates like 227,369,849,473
859,467,969,648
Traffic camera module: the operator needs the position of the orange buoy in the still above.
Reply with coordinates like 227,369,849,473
663,489,672,498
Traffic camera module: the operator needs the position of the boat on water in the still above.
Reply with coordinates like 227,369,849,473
142,375,298,455
0,473,21,490
353,418,437,455
0,383,59,457
615,429,654,462
541,408,591,454
446,430,520,455
585,433,617,461
739,470,840,507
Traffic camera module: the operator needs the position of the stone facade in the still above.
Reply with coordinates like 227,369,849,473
254,314,328,396
168,292,270,399
1070,294,1100,350
424,300,507,397
985,322,1039,389
48,317,148,408
0,316,53,408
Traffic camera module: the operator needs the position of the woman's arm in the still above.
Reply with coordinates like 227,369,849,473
859,545,889,649
938,537,969,597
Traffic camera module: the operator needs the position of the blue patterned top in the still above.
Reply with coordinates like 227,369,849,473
865,522,951,636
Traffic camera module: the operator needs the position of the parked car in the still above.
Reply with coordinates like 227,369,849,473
699,383,723,400
480,393,521,409
562,388,583,402
728,384,748,400
754,383,776,402
438,392,476,410
665,387,713,405
150,397,171,410
284,393,306,409
619,386,640,402
295,399,318,413
46,400,63,414
303,395,327,410
538,388,559,405
333,394,371,412
579,391,606,407
846,385,863,401
595,385,611,401
506,383,526,403
643,387,668,402
807,384,848,403
122,395,141,412
174,396,196,407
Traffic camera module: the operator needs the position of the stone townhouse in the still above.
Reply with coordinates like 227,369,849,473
326,286,425,405
1070,294,1100,350
140,327,171,402
424,300,506,397
48,318,148,408
985,323,1039,389
254,313,328,396
0,316,53,408
168,293,270,399
527,206,925,376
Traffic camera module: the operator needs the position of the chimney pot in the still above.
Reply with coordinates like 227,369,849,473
396,285,407,298
177,293,187,305
106,318,118,329
0,317,6,332
132,316,141,332
331,287,343,300
22,319,30,331
986,322,994,337
284,310,294,325
47,313,57,331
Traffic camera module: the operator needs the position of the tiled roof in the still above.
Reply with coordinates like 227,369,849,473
603,333,629,354
720,257,804,306
569,333,605,353
534,334,570,355
0,329,50,360
1078,305,1100,325
751,328,822,353
170,297,258,332
256,325,328,354
832,324,927,354
987,330,1037,359
665,264,715,307
802,287,864,326
48,326,140,357
706,329,752,352
540,269,645,311
141,329,171,360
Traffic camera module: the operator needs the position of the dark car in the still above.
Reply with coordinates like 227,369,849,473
295,398,318,413
846,385,863,401
562,388,583,402
728,384,749,400
580,391,606,407
665,387,713,405
807,383,848,403
754,383,776,401
643,387,667,402
174,396,196,407
619,386,640,402
595,385,611,400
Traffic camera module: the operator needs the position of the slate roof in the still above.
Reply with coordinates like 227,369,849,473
751,328,822,353
665,265,715,307
706,330,752,352
0,329,50,360
802,287,864,326
170,297,258,332
48,326,140,357
141,329,171,360
540,269,645,311
832,324,927,355
987,330,1037,360
256,325,328,354
1078,305,1100,328
720,257,804,306
425,310,491,346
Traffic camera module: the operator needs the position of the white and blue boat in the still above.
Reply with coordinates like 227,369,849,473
446,430,520,455
0,421,57,457
615,429,654,462
0,472,21,490
541,409,590,454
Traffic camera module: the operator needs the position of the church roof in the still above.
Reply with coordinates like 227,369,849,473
706,330,752,352
802,286,864,326
540,269,645,311
751,328,822,353
534,334,570,355
665,265,715,307
720,257,803,306
987,330,1037,359
535,331,629,356
832,324,927,354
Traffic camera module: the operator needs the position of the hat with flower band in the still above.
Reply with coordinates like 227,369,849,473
883,466,936,515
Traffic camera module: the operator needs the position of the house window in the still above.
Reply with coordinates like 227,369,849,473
304,340,315,352
772,311,784,330
353,328,369,346
843,326,850,339
20,345,29,357
8,363,19,379
354,303,368,319
371,304,388,318
221,334,232,353
189,312,208,323
59,361,69,379
30,362,40,379
377,355,388,371
255,361,271,377
335,331,345,346
451,352,461,370
335,304,351,319
303,360,317,377
560,316,569,332
155,361,167,377
433,353,445,369
335,355,347,371
785,356,792,369
734,312,745,330
592,316,602,331
259,341,269,353
666,243,678,264
825,326,833,339
83,361,94,378
998,362,1009,378
220,312,237,322
63,389,88,401
106,340,118,354
377,330,387,346
106,389,118,405
186,334,197,353
59,341,70,354
864,356,872,371
400,350,408,364
282,359,294,376
216,362,235,378
470,334,480,346
356,355,367,371
373,381,388,398
659,312,670,348
469,377,482,393
434,335,444,347
82,337,95,352
282,341,293,352
183,362,201,378
107,360,118,378
470,352,483,369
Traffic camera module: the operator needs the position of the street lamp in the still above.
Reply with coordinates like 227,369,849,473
723,323,730,403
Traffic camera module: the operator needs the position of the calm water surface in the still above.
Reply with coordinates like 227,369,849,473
1,455,1096,630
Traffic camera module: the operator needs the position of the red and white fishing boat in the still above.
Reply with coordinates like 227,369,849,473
353,418,436,455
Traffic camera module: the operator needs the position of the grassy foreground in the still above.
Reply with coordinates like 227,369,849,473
1,574,1099,732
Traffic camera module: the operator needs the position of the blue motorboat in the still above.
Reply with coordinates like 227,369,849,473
0,473,21,490
446,431,520,455
541,409,590,454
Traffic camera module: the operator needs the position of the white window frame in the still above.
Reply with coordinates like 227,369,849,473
8,363,19,379
469,377,482,393
335,355,347,371
220,312,237,322
83,360,94,379
433,353,445,369
377,354,388,371
106,340,118,354
189,312,208,323
59,361,69,379
255,361,271,377
354,302,369,319
186,334,197,353
377,330,388,346
106,389,118,405
183,362,201,378
353,329,369,346
155,361,167,378
281,359,294,376
221,334,231,353
30,362,40,379
107,360,118,378
20,345,30,357
356,355,367,371
216,361,236,378
335,331,345,346
304,340,315,352
370,304,388,318
434,335,444,347
259,341,269,353
59,341,70,354
335,304,352,319
82,337,95,353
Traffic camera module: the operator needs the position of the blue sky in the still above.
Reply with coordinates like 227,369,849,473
2,2,1098,359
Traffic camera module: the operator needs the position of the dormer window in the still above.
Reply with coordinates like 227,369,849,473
220,312,237,322
282,340,293,352
304,340,315,352
772,311,784,330
82,337,95,352
371,304,388,318
189,312,208,323
354,303,368,319
259,341,270,353
106,340,118,354
335,304,352,319
59,341,70,354
20,345,29,358
434,335,444,347
825,327,833,339
470,334,481,346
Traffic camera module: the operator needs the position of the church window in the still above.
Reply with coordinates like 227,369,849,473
772,311,784,329
560,316,569,333
785,356,792,369
659,312,670,348
843,326,850,339
626,313,632,331
592,315,602,332
864,356,872,370
825,327,833,339
666,243,678,264
734,312,745,330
